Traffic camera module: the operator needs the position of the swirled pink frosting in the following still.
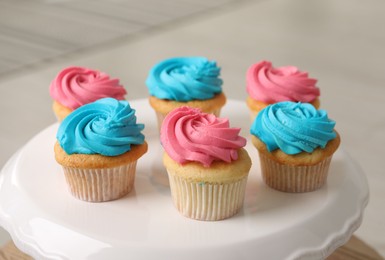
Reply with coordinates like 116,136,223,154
246,60,320,103
161,106,247,167
49,66,127,110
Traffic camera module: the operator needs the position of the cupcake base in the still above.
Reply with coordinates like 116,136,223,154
259,153,332,193
54,142,148,202
167,171,248,221
62,162,137,202
163,148,251,221
52,100,73,122
251,131,340,193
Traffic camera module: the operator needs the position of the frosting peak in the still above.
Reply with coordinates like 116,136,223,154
146,57,223,102
250,101,336,154
161,107,246,167
246,60,320,103
57,98,145,156
50,66,127,110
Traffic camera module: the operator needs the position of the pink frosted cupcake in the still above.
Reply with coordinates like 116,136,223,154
246,60,320,119
161,107,252,221
49,66,127,121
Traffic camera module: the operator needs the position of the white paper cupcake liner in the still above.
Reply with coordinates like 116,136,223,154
167,171,248,221
62,162,137,202
155,108,221,131
259,153,332,193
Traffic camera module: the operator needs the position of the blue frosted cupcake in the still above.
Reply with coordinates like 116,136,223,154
250,101,340,192
54,98,148,202
145,57,226,129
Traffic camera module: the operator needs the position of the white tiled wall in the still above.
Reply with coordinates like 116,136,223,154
0,0,235,76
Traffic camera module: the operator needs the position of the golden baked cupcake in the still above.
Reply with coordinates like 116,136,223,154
146,57,226,130
54,98,147,202
250,101,340,193
246,60,320,119
49,66,127,121
161,106,251,221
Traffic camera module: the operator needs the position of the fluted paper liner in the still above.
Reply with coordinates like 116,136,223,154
167,171,248,221
259,153,332,193
62,162,137,202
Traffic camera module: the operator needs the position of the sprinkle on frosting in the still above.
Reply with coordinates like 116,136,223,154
146,57,223,102
50,66,127,110
161,106,247,167
57,98,145,156
246,60,320,103
250,101,336,155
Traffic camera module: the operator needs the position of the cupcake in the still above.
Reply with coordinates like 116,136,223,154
250,101,340,193
161,106,251,221
146,57,226,129
54,98,147,202
49,66,127,121
246,60,320,119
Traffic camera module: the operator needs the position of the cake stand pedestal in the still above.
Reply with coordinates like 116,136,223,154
0,100,369,260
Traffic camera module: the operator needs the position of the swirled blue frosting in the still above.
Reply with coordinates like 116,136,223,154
145,57,223,101
250,102,337,154
57,98,145,156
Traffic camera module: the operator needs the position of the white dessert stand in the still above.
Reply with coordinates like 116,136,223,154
0,100,369,260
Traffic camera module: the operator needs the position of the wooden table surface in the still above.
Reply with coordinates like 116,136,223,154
0,235,383,260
